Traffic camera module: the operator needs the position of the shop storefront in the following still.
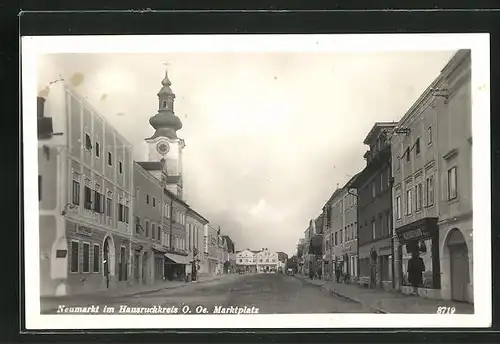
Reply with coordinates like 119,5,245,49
164,251,190,281
396,217,441,292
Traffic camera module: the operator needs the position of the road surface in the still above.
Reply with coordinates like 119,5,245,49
42,273,373,314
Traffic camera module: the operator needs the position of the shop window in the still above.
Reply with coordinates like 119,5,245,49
70,241,79,273
447,167,457,200
83,242,90,273
401,239,435,288
93,244,100,273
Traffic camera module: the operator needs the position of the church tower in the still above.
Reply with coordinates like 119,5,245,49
144,66,185,199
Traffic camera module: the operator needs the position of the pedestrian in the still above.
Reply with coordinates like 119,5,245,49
335,265,341,283
407,251,425,296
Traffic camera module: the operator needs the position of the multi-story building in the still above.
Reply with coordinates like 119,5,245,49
322,186,358,282
236,249,258,273
304,216,323,277
132,162,166,285
38,83,133,297
137,67,191,282
187,209,209,280
346,122,396,290
204,224,220,275
256,248,278,273
392,50,472,302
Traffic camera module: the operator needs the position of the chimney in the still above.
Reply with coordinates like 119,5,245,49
37,97,46,118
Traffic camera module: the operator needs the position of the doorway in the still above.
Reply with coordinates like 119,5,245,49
447,229,470,302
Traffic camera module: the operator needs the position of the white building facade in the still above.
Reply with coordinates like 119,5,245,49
236,249,258,273
256,249,278,273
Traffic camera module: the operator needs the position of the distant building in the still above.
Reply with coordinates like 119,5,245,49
204,224,220,275
186,209,209,279
38,84,133,297
236,249,258,273
256,248,278,273
276,252,288,272
346,122,396,290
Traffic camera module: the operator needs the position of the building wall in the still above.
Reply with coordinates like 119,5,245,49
256,249,278,272
436,51,473,303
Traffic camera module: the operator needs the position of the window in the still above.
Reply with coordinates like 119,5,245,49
334,232,337,246
119,161,123,174
416,183,423,211
157,226,161,241
136,187,140,201
162,100,167,108
380,173,384,192
406,188,413,215
372,181,376,198
340,230,343,244
107,152,113,166
405,148,410,162
93,244,100,273
118,203,127,222
106,197,112,217
84,185,92,210
427,126,432,145
94,191,103,213
70,241,79,273
426,176,434,207
145,220,150,237
153,197,156,207
95,142,100,158
146,194,150,204
239,259,243,263
396,195,402,219
152,224,156,239
38,175,42,201
85,133,92,150
83,242,90,273
72,180,80,205
448,167,458,200
396,156,401,171
415,138,421,156
266,259,269,263
372,220,376,240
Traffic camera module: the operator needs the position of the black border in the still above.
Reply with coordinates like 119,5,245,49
4,3,499,343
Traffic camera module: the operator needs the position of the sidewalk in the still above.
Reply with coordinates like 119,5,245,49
295,274,474,314
41,273,235,302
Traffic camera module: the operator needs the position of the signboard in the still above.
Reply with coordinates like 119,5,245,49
76,226,92,237
397,226,431,244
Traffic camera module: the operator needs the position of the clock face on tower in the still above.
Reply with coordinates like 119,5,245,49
156,141,170,155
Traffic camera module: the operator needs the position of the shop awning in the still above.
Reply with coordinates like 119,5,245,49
164,253,191,265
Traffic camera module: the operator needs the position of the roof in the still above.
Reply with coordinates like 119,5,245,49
187,208,209,224
137,161,164,171
362,122,397,145
344,172,362,189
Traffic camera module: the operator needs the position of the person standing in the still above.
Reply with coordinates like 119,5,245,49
407,251,425,295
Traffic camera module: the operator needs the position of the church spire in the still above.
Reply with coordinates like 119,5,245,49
147,64,183,140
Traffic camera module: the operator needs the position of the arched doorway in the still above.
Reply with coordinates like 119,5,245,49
446,228,470,302
103,235,115,287
370,250,378,288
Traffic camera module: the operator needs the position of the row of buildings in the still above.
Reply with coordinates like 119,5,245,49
236,249,288,273
37,68,236,297
296,49,473,303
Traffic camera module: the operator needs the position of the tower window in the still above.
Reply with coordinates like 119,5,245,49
85,133,92,150
162,100,167,108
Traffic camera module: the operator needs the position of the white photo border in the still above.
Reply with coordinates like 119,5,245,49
22,33,491,329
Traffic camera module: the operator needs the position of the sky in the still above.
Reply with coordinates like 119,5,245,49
36,50,456,257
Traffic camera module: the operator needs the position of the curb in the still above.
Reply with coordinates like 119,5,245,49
295,275,389,314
